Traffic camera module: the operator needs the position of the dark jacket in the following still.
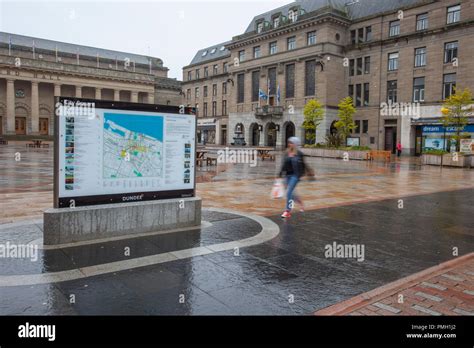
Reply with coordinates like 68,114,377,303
279,150,308,178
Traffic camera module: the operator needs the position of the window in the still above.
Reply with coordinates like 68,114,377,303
447,5,461,24
348,84,354,98
202,50,207,57
211,48,216,54
413,77,425,102
203,86,208,98
443,73,456,99
253,46,261,59
204,67,209,77
195,69,200,79
354,120,361,134
252,70,260,102
358,28,364,43
364,83,370,106
388,52,399,71
364,56,371,74
212,101,217,116
289,9,298,23
268,67,277,95
389,20,400,37
187,71,192,81
269,41,278,55
285,64,295,98
195,87,200,98
351,30,356,44
257,22,264,33
203,102,208,117
223,63,228,73
307,31,317,45
273,16,280,28
414,47,427,67
212,84,217,97
222,100,227,115
349,59,355,76
387,80,398,103
237,73,245,103
416,13,428,31
365,26,372,41
305,60,316,96
287,36,296,50
357,58,363,75
222,82,227,95
444,41,458,63
213,65,218,75
362,120,369,134
238,50,245,62
355,84,362,107
187,88,191,100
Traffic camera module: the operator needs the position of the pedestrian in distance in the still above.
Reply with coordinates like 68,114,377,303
278,137,314,219
397,141,402,157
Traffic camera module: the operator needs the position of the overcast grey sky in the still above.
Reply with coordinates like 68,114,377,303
0,0,288,79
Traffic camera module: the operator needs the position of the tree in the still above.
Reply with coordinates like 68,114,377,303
303,99,324,145
335,97,357,144
441,88,472,152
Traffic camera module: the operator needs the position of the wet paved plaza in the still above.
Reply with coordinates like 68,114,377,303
0,143,473,315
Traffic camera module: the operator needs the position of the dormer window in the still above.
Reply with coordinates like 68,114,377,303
288,9,298,23
257,22,264,33
273,16,280,28
220,46,226,51
202,50,208,57
211,48,217,54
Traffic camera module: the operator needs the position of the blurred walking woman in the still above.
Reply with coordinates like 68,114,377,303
279,137,312,219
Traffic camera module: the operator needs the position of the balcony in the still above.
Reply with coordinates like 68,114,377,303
255,105,284,118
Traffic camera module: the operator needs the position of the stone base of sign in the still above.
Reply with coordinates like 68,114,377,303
43,197,202,245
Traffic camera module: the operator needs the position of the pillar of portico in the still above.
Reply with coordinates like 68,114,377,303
95,87,102,100
131,91,139,103
31,81,39,134
75,86,82,98
147,92,155,104
6,79,15,134
114,90,120,101
54,83,62,97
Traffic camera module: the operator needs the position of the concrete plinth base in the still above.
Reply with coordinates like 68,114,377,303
43,197,202,245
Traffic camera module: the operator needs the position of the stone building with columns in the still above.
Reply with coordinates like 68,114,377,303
186,0,474,154
0,32,181,139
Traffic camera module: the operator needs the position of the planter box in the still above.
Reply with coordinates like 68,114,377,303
302,148,370,161
421,154,472,168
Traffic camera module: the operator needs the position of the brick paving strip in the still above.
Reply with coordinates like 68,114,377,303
315,253,474,316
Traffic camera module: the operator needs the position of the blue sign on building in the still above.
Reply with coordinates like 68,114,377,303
422,125,474,134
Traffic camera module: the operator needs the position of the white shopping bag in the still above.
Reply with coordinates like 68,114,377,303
271,179,284,199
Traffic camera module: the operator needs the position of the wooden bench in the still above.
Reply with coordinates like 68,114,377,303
206,155,218,166
367,150,391,162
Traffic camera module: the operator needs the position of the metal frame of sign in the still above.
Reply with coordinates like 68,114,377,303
54,97,197,208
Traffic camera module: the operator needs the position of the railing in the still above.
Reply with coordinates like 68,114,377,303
255,105,284,118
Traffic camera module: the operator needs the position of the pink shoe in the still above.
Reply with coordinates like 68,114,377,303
281,210,291,219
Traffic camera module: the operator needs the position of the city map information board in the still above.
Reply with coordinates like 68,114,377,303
54,98,196,208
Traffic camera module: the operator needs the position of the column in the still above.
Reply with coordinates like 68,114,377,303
75,86,82,98
95,87,102,100
31,81,39,134
147,92,155,104
131,91,138,103
6,79,15,134
54,83,61,97
114,90,120,101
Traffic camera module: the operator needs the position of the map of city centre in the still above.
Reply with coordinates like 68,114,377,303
103,113,164,179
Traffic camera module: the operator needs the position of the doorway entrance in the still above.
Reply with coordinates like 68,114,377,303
266,122,276,147
250,123,260,146
285,122,295,146
15,117,26,135
39,118,49,135
384,127,397,154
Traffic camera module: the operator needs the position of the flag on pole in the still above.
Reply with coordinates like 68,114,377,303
258,89,268,102
32,40,36,59
149,59,152,74
55,45,58,62
267,79,271,105
8,36,12,56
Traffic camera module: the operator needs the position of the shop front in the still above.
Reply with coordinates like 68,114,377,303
197,118,216,145
414,124,474,155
